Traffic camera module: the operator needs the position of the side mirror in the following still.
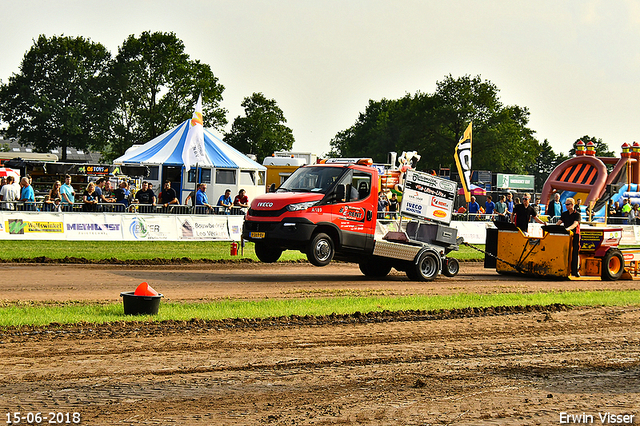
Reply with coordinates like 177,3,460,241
335,184,346,202
269,183,276,193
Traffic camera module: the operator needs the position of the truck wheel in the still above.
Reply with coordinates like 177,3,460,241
413,250,440,281
254,242,282,263
442,257,460,277
601,248,624,281
307,233,334,266
359,258,392,278
405,265,419,281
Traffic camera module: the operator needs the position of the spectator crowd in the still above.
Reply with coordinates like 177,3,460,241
0,175,250,215
458,191,640,225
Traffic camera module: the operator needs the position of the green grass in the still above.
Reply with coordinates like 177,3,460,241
0,240,306,262
0,240,484,262
1,290,639,327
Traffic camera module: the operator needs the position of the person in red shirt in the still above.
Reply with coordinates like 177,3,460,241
234,189,249,208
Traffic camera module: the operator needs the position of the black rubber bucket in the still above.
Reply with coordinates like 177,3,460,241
120,291,163,315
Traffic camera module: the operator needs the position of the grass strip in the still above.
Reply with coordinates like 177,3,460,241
0,240,483,262
1,290,639,327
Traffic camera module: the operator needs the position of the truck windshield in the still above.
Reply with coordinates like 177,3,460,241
278,166,345,193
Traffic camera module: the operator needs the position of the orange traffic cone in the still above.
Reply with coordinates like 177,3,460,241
134,282,159,297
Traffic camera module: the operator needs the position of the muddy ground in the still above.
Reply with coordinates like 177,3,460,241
0,262,639,425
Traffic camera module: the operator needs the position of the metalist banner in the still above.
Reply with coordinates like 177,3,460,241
496,174,535,190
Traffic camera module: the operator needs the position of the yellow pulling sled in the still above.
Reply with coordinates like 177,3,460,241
484,223,638,280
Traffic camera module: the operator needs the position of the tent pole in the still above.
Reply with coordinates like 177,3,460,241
194,162,199,214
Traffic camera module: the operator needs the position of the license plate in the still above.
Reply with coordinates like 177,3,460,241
250,232,266,239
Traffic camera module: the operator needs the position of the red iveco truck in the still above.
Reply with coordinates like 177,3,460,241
242,159,461,281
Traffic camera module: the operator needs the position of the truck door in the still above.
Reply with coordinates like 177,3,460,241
328,169,375,252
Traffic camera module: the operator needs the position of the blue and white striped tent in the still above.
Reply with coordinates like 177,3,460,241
114,119,266,202
114,119,264,171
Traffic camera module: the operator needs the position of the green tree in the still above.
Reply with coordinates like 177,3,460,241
0,35,115,160
224,92,295,163
104,31,226,161
525,139,569,192
429,74,540,174
329,93,441,163
330,74,540,175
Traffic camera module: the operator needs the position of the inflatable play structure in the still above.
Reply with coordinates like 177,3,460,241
541,140,640,219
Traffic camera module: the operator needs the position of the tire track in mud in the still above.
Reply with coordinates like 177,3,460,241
2,307,640,425
2,307,639,382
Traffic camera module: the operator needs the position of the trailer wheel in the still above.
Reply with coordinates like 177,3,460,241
254,242,282,263
601,248,624,281
442,257,460,277
307,232,334,266
412,250,441,282
359,258,392,278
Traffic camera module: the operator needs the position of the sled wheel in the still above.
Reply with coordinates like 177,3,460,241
254,242,282,263
442,257,460,277
601,248,624,281
307,232,334,266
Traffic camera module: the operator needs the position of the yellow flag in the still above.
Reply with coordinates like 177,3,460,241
454,122,472,203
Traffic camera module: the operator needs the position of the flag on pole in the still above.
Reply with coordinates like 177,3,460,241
182,93,206,171
454,122,473,203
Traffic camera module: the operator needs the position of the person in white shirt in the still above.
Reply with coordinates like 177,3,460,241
0,176,20,210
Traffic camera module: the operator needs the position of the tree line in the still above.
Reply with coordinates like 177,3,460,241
0,32,294,163
0,33,616,188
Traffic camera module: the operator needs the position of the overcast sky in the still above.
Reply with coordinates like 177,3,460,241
2,0,639,159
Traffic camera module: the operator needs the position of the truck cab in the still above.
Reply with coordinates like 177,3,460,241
242,161,379,265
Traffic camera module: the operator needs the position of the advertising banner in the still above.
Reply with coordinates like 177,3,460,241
496,174,535,190
400,170,457,224
65,213,123,240
122,215,178,241
228,215,244,241
1,212,65,240
176,216,230,240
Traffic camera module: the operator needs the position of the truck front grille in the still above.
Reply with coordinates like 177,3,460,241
248,207,287,217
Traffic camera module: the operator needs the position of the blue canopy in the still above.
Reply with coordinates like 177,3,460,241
114,119,261,170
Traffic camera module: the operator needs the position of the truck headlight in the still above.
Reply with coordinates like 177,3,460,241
287,201,317,211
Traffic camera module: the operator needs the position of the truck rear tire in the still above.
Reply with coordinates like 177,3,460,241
413,250,440,281
307,232,334,266
601,248,624,281
254,242,282,263
359,258,392,278
442,257,460,277
405,267,419,281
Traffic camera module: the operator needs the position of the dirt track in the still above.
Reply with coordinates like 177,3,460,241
1,262,639,425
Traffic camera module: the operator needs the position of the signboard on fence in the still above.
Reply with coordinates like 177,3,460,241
496,173,535,190
1,213,64,240
0,212,243,241
400,170,457,224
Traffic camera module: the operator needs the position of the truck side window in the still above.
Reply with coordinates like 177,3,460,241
352,172,372,201
334,171,372,202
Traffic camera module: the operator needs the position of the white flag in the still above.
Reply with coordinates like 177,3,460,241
182,93,206,171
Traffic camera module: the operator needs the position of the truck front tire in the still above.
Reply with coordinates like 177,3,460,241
307,232,334,266
254,242,282,263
